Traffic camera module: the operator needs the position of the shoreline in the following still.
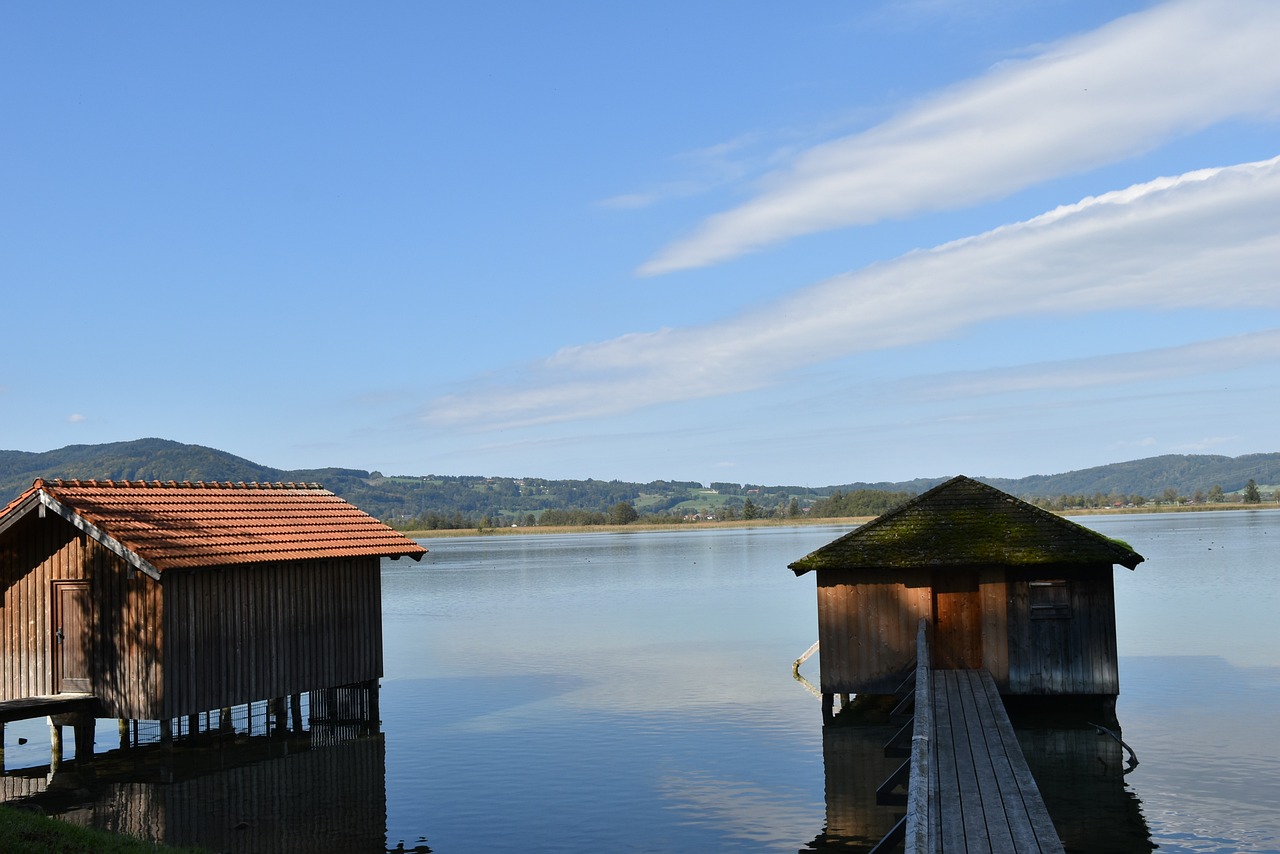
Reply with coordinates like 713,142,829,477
400,502,1279,539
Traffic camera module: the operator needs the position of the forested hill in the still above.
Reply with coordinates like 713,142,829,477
2,438,1278,526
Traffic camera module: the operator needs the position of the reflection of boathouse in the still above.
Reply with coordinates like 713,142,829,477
0,479,426,731
790,476,1143,710
1,722,394,853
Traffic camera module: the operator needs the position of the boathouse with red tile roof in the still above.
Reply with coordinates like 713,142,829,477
0,478,426,723
789,475,1143,710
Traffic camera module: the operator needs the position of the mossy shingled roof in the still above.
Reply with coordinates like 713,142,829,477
790,475,1143,575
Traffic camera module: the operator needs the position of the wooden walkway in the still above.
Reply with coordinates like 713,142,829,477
0,694,95,725
877,621,1064,853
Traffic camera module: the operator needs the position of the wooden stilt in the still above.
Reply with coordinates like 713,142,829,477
73,715,94,761
48,717,63,767
290,694,303,733
272,697,287,734
159,718,172,743
822,693,834,724
367,680,380,734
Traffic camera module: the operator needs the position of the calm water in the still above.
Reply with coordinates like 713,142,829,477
5,511,1279,852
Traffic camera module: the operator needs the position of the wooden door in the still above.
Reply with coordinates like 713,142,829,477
933,571,982,669
52,580,92,694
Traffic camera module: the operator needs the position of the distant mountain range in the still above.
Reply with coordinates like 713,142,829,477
3,438,1278,524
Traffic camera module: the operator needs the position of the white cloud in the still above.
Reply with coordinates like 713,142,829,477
639,0,1280,274
67,413,86,423
423,156,1280,429
901,328,1280,401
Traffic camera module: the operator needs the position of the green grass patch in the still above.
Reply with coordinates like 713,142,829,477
0,805,203,853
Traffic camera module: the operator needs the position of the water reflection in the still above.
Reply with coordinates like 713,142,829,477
803,724,903,851
803,716,1155,853
1,724,412,853
1015,725,1153,854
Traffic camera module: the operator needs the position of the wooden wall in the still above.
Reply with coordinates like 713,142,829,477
811,563,1119,698
815,568,931,694
4,512,385,719
161,557,383,718
1005,565,1118,696
2,514,165,717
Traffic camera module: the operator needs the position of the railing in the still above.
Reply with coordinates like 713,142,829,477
905,617,933,853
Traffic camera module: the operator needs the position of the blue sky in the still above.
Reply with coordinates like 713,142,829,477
4,0,1279,486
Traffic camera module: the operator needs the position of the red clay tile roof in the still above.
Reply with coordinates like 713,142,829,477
5,478,426,574
790,475,1143,575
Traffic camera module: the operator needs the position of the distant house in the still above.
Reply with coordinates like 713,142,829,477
790,476,1142,711
0,479,426,725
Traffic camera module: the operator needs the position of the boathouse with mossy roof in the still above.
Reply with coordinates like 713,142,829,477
790,475,1143,706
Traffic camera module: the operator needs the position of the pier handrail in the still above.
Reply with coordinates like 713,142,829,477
792,640,820,676
904,618,933,854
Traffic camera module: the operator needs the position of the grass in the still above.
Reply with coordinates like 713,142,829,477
0,805,203,853
402,501,1280,539
402,514,877,539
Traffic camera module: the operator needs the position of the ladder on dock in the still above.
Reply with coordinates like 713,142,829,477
874,620,1064,854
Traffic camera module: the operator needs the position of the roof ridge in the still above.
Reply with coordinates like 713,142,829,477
47,478,326,490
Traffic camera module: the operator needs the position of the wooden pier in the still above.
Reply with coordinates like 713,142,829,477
875,620,1064,854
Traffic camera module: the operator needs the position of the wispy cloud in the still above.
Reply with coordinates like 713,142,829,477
67,413,86,424
639,0,1280,274
901,328,1280,401
423,156,1280,429
598,132,795,211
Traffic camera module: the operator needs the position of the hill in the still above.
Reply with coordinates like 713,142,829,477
3,439,1278,526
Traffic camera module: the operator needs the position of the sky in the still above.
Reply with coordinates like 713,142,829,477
3,0,1279,487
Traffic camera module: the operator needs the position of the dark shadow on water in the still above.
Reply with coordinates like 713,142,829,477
802,707,1155,853
1,726,423,853
801,723,904,852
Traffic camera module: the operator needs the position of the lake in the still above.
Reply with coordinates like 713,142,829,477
4,510,1279,852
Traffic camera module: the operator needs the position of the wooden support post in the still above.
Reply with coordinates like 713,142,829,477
159,718,172,743
367,681,381,734
219,707,232,732
272,697,287,734
290,694,303,733
118,719,129,749
48,717,63,768
73,715,94,762
187,713,198,736
822,693,834,724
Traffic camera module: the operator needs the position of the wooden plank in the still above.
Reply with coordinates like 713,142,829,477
954,671,1017,852
977,671,1065,854
933,671,968,852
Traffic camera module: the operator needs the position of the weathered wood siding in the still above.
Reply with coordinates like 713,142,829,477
1005,565,1118,696
1,514,80,701
816,568,931,694
4,513,385,719
978,569,1010,685
812,563,1117,697
161,557,383,718
2,514,164,717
